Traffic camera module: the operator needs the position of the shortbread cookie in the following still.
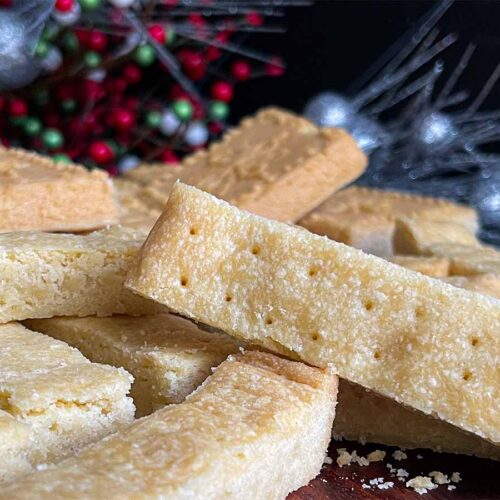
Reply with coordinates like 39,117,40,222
443,275,500,300
390,256,450,278
299,187,478,256
0,411,33,483
334,380,500,460
425,243,500,276
114,178,161,231
0,147,119,232
393,217,480,255
0,227,161,323
26,314,241,417
126,183,500,444
0,322,134,481
127,108,367,222
1,351,337,499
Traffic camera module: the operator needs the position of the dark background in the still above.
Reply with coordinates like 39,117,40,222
232,0,500,121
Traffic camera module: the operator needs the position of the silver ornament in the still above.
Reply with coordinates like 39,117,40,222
40,47,62,73
86,68,107,82
110,0,137,7
159,110,181,136
118,155,141,173
349,115,389,153
52,3,81,27
184,122,209,147
303,92,356,129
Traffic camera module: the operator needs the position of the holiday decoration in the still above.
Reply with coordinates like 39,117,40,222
0,1,308,171
304,0,500,244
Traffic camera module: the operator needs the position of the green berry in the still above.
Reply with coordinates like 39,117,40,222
84,51,102,68
52,153,71,164
35,39,50,58
166,29,176,46
134,44,155,67
10,117,26,127
42,128,64,150
79,0,102,10
61,99,77,113
62,31,79,53
145,111,161,128
34,90,49,106
42,25,60,42
172,99,193,121
209,101,229,121
24,117,42,137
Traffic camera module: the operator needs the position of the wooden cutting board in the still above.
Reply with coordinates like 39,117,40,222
290,439,500,499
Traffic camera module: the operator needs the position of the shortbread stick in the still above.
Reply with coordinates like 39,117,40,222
126,183,500,444
126,108,367,222
334,380,500,461
393,217,480,255
442,275,500,300
0,227,162,323
0,322,134,481
390,255,450,278
26,314,241,417
0,147,119,232
0,351,337,499
0,411,33,483
299,186,478,256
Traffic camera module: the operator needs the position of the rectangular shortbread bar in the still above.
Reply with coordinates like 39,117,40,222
335,381,500,460
26,314,241,417
423,243,500,276
0,147,119,232
126,107,367,222
0,227,161,323
0,322,134,481
298,187,478,256
393,217,480,255
1,351,337,499
390,255,450,278
126,183,500,445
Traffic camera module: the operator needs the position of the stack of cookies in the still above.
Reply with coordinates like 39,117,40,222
0,108,498,498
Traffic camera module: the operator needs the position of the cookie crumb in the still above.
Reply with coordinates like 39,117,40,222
392,450,408,461
323,456,333,465
406,476,438,494
451,472,462,483
448,485,456,491
429,471,450,485
367,450,386,462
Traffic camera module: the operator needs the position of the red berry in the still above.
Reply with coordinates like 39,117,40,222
87,31,107,52
246,12,263,27
161,149,179,164
0,0,12,6
83,80,104,101
168,84,188,101
211,81,233,102
205,46,221,62
57,84,74,101
106,78,127,95
209,122,224,135
147,24,166,44
74,29,89,45
231,60,251,81
124,96,139,110
179,50,205,80
123,64,142,84
188,13,205,27
107,165,119,177
55,0,73,12
0,96,5,112
113,109,135,130
9,99,28,117
266,57,285,77
89,141,114,164
215,32,229,44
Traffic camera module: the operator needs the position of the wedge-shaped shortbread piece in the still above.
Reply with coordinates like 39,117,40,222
126,183,500,444
1,351,337,499
0,322,134,481
334,381,500,460
0,147,119,232
0,227,161,323
299,187,478,256
0,411,33,483
424,243,500,276
393,217,480,255
443,275,500,300
126,108,367,222
26,314,241,417
390,255,450,277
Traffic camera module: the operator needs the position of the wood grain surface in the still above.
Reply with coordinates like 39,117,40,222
290,439,500,499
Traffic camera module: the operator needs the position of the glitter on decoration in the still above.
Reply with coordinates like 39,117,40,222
304,0,500,244
0,0,310,170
